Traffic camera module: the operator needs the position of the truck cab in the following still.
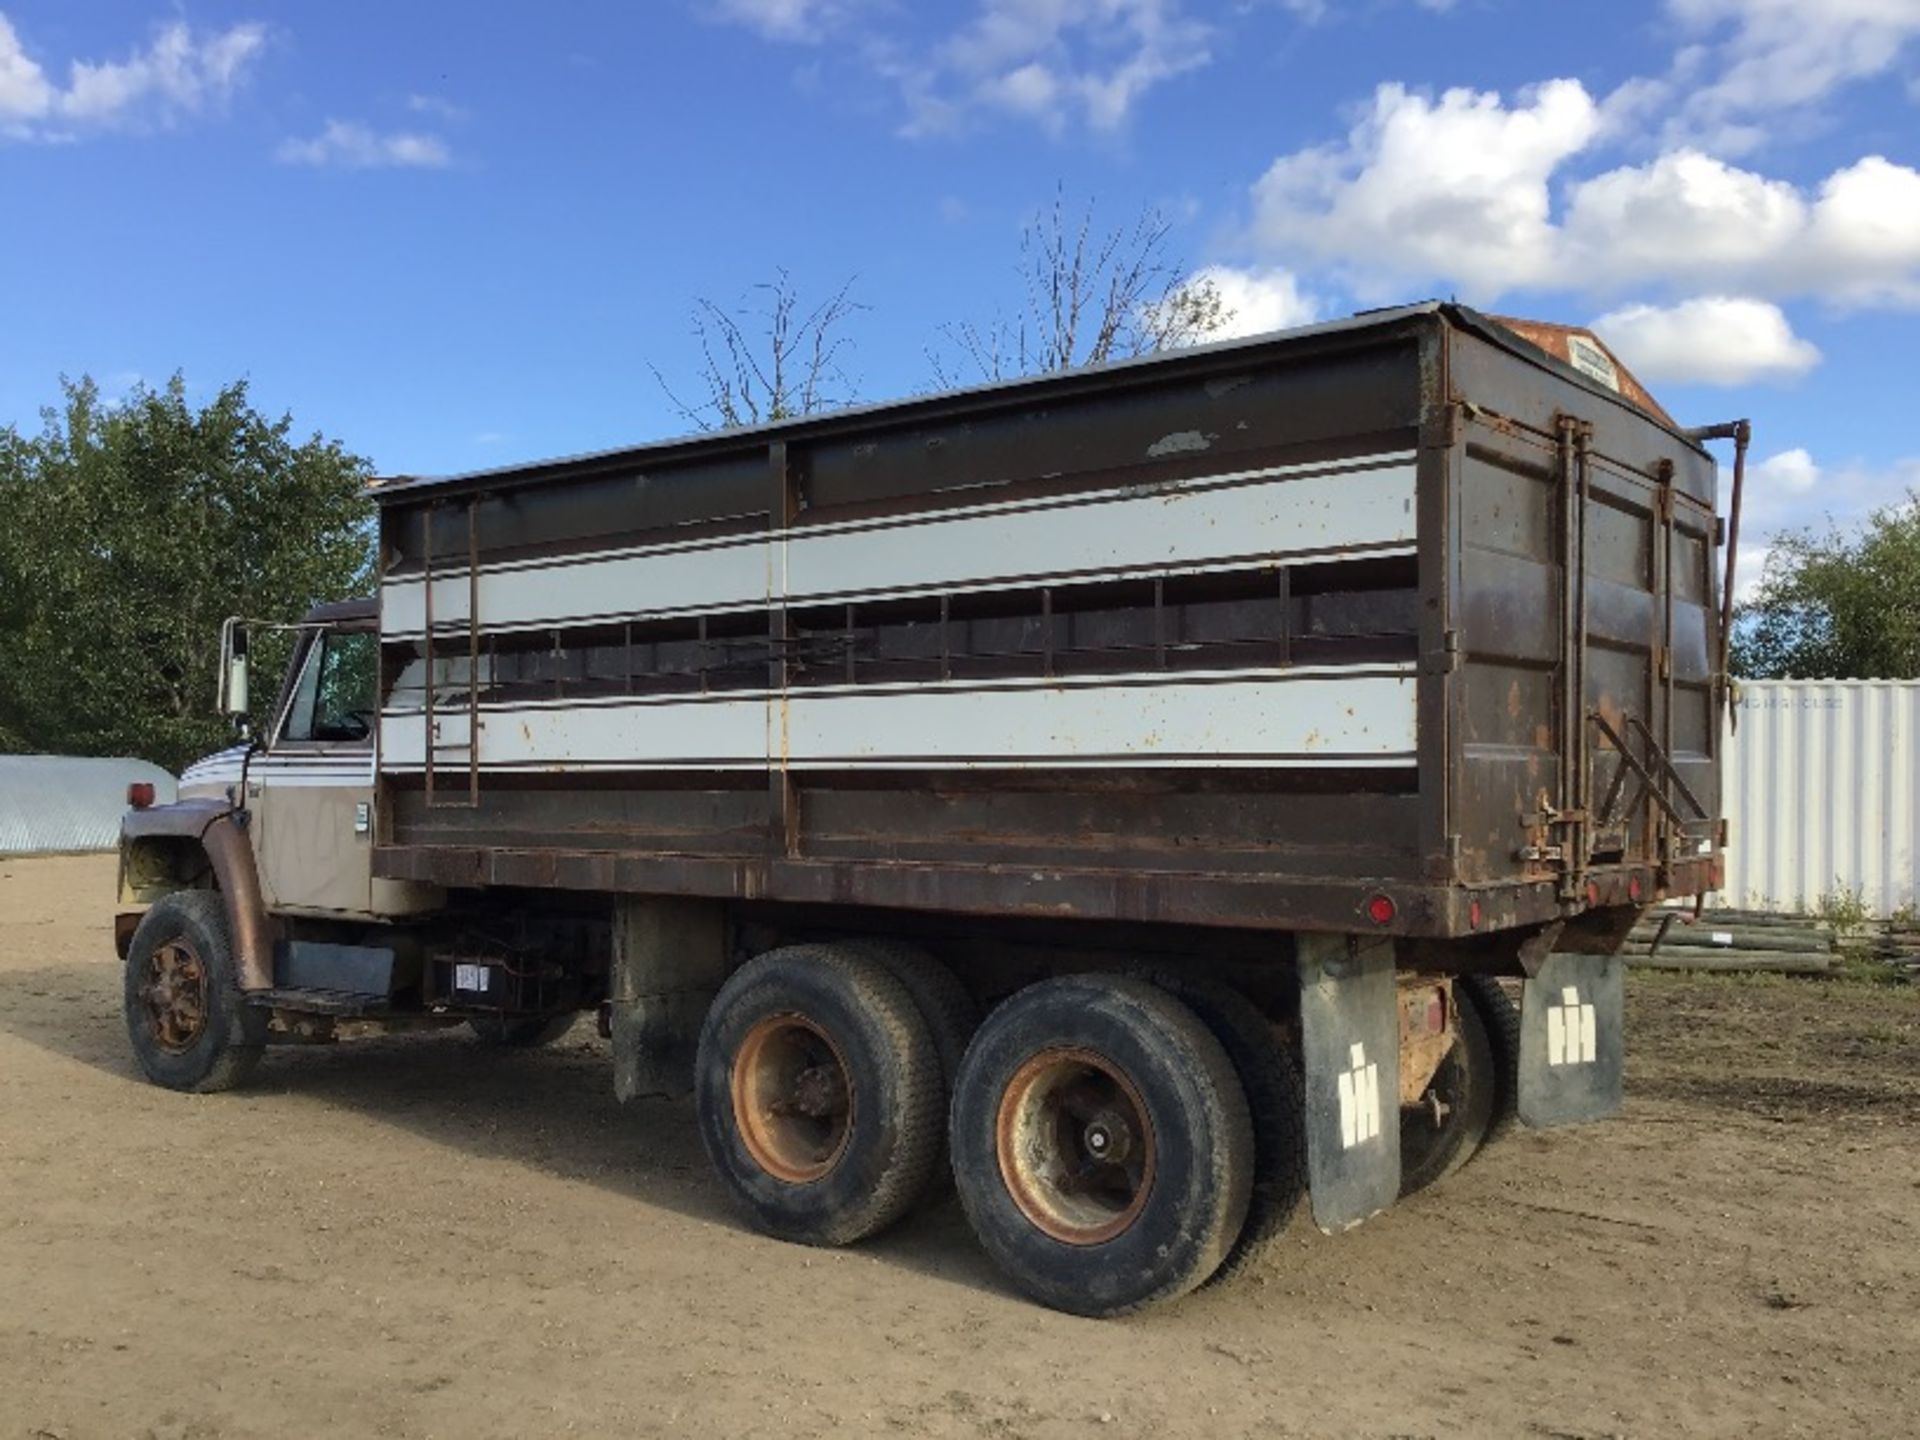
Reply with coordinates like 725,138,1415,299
172,599,438,921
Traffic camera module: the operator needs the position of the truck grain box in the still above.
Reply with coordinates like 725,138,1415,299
115,302,1746,1316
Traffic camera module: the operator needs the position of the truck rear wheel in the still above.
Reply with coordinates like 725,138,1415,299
695,944,943,1247
1145,973,1305,1284
841,940,979,1192
950,975,1253,1317
1458,974,1521,1150
123,890,266,1093
1399,983,1496,1197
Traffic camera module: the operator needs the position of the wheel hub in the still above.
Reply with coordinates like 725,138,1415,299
996,1046,1156,1246
140,939,209,1054
731,1013,856,1184
1082,1108,1135,1165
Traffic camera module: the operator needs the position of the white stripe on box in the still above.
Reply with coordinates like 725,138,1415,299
379,664,1417,773
381,454,1417,641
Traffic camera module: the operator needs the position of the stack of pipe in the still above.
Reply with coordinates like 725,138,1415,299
1868,924,1920,983
1623,910,1838,976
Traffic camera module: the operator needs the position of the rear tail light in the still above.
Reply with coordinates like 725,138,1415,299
1628,874,1644,902
1365,893,1396,926
127,782,155,810
1468,898,1484,930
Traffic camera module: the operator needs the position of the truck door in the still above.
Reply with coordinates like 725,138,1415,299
252,625,380,916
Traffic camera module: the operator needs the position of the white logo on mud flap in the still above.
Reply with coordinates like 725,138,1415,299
1547,985,1597,1066
1336,1042,1381,1149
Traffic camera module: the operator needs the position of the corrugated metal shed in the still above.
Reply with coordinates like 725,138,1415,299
1716,680,1919,918
0,755,178,856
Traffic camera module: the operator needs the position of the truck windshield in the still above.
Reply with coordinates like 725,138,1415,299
283,630,378,744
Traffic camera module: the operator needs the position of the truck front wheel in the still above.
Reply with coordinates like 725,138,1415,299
695,944,943,1247
123,890,266,1093
950,975,1254,1317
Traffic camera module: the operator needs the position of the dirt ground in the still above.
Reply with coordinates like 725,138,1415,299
2,855,1917,1440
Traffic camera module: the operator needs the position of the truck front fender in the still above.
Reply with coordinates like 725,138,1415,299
118,800,274,992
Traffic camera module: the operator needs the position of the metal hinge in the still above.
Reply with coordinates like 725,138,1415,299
1421,400,1464,451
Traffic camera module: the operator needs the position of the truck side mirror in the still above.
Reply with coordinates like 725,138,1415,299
218,618,250,723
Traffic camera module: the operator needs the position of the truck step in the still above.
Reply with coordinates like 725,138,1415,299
245,987,391,1017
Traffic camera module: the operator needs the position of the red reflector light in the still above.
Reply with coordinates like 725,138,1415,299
1628,874,1644,902
1365,893,1396,926
1586,881,1600,906
1469,899,1483,930
1426,991,1446,1034
127,782,155,810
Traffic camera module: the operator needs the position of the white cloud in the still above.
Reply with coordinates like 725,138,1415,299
1594,297,1820,386
276,120,452,170
1751,447,1822,494
405,93,468,123
1248,78,1602,301
709,0,850,41
1797,155,1920,305
1732,542,1771,603
1186,264,1319,338
0,13,265,140
1563,150,1920,304
1736,451,1920,563
1241,75,1920,309
0,16,53,124
925,0,1212,134
1668,0,1920,143
1563,149,1805,286
711,0,1209,133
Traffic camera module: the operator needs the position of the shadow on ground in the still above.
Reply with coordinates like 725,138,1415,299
0,961,1007,1298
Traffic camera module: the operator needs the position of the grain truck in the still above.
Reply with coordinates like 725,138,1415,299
115,303,1746,1316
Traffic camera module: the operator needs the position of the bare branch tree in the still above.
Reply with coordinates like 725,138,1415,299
928,187,1233,387
653,270,865,431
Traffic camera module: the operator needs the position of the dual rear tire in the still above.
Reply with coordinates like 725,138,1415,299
696,950,1274,1316
694,944,947,1247
950,975,1256,1315
1399,975,1521,1198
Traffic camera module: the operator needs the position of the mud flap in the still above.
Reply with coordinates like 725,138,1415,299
1297,934,1401,1232
1517,952,1625,1128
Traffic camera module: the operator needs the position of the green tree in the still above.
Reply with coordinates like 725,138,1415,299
0,375,374,772
1733,492,1920,679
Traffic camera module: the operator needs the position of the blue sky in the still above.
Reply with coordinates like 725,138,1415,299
3,1,1917,582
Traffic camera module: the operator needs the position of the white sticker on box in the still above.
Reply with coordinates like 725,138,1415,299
455,963,490,992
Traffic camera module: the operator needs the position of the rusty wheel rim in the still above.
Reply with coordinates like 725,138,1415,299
140,938,210,1054
731,1013,855,1184
996,1046,1156,1246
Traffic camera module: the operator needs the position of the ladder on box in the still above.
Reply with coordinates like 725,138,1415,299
420,500,481,808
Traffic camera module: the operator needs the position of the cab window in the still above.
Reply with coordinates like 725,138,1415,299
282,631,378,744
